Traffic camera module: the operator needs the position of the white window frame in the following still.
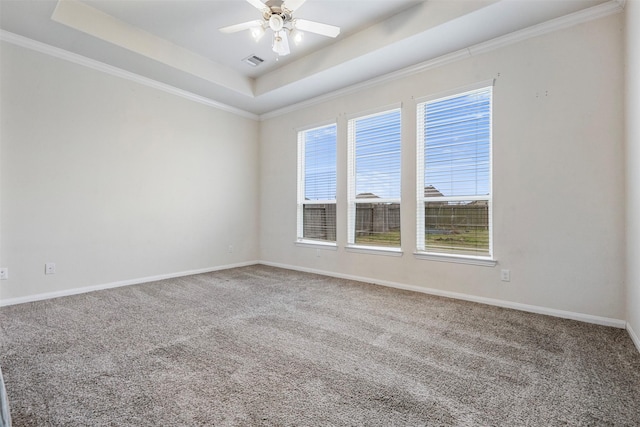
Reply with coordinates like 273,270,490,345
347,105,402,254
296,123,338,247
415,83,495,265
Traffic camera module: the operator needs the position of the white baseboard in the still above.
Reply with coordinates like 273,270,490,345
627,323,640,353
0,261,259,307
1,260,630,334
259,261,627,329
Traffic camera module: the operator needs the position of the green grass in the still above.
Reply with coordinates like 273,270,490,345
355,230,401,247
426,229,489,254
353,228,490,254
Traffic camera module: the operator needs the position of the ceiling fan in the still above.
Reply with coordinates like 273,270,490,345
219,0,341,57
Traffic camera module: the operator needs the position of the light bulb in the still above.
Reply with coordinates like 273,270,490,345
273,35,284,54
268,14,284,32
291,29,304,45
250,26,265,41
272,32,290,56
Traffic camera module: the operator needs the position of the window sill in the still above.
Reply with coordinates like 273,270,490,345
346,245,403,257
295,240,338,251
413,252,497,267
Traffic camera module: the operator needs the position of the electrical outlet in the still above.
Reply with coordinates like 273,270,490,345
228,245,233,254
0,268,8,280
45,263,56,275
500,269,511,282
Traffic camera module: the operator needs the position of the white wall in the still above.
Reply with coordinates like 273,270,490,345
259,13,626,320
0,42,259,301
626,0,640,343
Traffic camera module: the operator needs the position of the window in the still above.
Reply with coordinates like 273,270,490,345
348,108,402,249
417,86,492,258
297,124,337,243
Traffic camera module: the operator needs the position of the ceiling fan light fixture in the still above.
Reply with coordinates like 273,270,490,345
220,0,339,57
268,14,284,32
272,32,289,56
291,28,304,45
250,25,265,41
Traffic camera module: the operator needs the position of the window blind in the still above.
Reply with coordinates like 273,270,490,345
303,125,337,201
350,109,402,200
423,88,491,198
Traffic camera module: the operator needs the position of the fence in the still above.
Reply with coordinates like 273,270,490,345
303,204,336,241
303,202,488,239
355,203,400,236
425,202,489,232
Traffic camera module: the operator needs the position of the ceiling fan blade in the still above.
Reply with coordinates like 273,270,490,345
282,0,307,12
219,20,264,33
246,0,269,12
295,19,340,38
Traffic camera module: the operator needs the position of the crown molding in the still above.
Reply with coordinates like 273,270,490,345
0,30,259,121
470,0,625,56
259,0,625,121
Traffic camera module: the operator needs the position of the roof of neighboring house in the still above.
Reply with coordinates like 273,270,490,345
424,185,444,197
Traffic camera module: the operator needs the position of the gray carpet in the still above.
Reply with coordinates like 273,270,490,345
1,265,639,426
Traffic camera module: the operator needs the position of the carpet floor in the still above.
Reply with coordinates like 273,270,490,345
1,265,639,426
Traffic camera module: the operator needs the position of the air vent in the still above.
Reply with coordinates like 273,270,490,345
243,55,265,67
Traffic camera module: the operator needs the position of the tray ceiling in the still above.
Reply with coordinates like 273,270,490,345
0,0,617,116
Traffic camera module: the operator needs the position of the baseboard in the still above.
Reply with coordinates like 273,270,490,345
1,260,629,333
259,261,627,329
0,261,259,307
627,323,640,353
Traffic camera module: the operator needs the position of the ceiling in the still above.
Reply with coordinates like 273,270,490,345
0,0,617,116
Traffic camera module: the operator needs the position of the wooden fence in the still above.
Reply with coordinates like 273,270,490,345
355,203,400,236
303,204,336,241
425,203,489,231
303,202,488,239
